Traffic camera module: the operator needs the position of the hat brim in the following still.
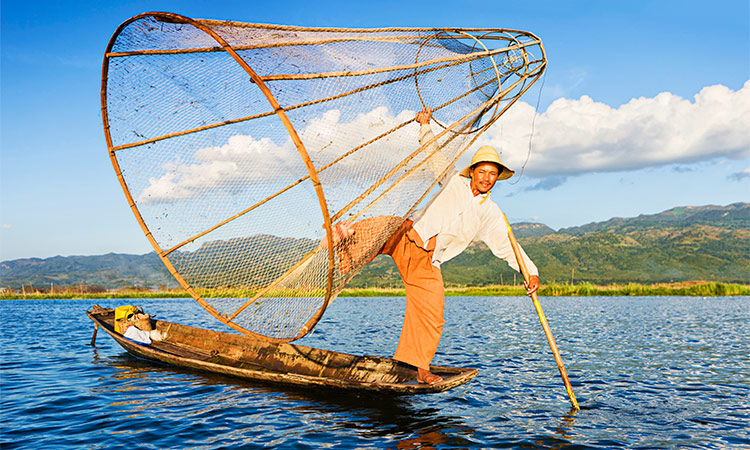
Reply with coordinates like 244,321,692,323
459,162,515,180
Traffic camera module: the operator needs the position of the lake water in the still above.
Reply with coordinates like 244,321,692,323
1,296,748,449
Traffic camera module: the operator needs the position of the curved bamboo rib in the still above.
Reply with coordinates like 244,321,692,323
196,19,537,35
101,13,264,341
184,15,341,324
106,34,487,57
424,30,504,133
258,43,537,82
104,11,338,341
106,25,538,57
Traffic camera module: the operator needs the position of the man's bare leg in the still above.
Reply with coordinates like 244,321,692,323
320,220,355,249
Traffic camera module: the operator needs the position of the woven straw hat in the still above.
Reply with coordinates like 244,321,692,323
459,145,514,180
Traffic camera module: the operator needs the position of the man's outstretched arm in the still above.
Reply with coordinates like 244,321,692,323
416,108,454,182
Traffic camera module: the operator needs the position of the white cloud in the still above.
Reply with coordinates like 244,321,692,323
138,135,299,203
480,81,750,178
1,224,12,229
137,107,418,204
136,82,749,203
297,107,416,172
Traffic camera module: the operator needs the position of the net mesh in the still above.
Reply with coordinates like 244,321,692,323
102,12,546,341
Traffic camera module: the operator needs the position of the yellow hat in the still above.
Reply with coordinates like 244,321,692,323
459,145,514,180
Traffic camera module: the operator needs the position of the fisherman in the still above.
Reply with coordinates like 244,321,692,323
330,107,539,384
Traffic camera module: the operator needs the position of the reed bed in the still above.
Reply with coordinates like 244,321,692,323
3,281,748,300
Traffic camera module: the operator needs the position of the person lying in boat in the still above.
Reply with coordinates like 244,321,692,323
326,107,540,385
114,306,163,345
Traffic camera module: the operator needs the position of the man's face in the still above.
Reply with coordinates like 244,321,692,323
470,162,500,194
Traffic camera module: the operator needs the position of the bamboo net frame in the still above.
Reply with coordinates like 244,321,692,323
101,12,547,342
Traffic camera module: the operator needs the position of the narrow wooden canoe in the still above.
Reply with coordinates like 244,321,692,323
87,306,477,394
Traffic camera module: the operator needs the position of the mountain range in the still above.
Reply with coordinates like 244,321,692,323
345,202,749,287
2,203,748,290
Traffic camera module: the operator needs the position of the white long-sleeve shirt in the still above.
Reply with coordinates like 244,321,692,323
410,124,538,275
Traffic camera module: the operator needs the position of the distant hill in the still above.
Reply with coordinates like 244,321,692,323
0,233,317,290
350,202,750,287
511,222,557,238
0,252,174,290
560,203,750,235
1,203,748,289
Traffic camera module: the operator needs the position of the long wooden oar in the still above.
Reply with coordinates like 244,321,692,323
503,213,580,410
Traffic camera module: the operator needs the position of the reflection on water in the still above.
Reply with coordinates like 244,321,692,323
96,354,479,447
1,297,748,449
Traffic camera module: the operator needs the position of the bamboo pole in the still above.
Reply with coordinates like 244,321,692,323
258,42,535,81
502,213,580,410
107,33,528,57
197,19,541,36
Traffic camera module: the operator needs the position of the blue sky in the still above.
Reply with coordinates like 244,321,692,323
1,0,748,261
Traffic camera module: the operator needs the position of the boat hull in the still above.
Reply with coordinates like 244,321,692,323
87,306,477,394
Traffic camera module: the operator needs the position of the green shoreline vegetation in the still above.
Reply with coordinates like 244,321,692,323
2,281,748,300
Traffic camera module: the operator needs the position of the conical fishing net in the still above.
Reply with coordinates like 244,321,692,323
101,12,546,341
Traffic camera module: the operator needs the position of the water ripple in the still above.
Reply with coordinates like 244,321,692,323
1,297,748,449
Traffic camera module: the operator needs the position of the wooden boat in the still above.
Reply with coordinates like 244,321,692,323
87,306,477,394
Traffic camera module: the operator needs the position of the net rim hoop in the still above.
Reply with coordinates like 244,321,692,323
100,11,337,342
414,30,503,135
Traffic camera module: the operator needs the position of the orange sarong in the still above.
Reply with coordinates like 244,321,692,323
378,220,444,370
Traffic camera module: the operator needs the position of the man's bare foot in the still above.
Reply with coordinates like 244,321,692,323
417,367,443,385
